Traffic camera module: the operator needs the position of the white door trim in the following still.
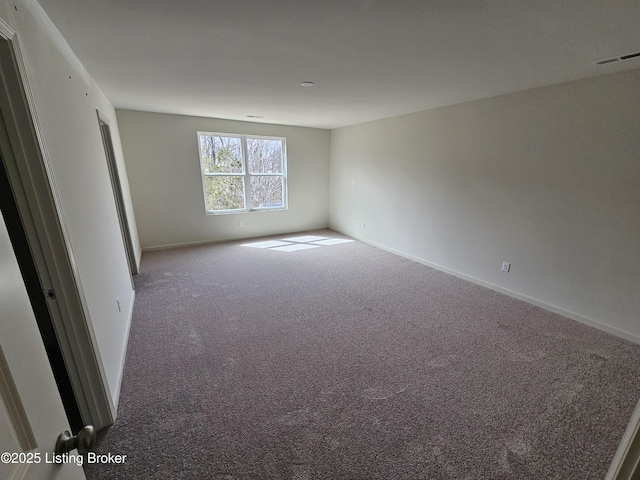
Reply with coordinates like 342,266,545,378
0,18,114,429
0,346,37,452
97,110,138,279
606,399,640,480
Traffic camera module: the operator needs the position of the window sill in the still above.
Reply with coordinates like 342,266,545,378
205,207,287,216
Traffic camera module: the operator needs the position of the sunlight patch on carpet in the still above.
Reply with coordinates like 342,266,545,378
312,238,354,246
281,235,329,242
271,244,320,252
241,240,292,249
241,235,353,253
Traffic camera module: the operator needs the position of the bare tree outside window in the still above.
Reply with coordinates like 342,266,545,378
247,138,284,208
198,133,286,213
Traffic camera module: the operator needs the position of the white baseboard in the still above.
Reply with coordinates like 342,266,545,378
140,225,331,252
142,237,236,252
142,227,640,345
350,234,640,345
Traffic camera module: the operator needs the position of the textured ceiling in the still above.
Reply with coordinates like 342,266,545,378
36,0,640,129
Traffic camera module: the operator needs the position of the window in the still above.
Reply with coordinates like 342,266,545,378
197,132,287,213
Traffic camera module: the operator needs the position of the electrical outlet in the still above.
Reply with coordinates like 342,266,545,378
501,261,511,273
239,220,244,227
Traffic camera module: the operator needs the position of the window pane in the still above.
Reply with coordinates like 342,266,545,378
200,135,243,174
247,138,283,174
204,176,245,211
250,176,283,209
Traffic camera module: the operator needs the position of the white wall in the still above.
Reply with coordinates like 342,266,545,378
117,109,330,249
330,68,640,342
0,0,140,407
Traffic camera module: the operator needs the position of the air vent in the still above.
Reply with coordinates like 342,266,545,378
594,57,620,66
593,51,640,66
620,52,640,60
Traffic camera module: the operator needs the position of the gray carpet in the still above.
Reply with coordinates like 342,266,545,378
85,230,640,479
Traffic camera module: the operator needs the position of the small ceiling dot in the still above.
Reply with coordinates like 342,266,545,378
300,81,315,87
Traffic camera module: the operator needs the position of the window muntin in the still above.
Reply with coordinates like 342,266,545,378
198,132,287,213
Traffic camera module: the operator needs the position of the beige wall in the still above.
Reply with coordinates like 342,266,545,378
117,109,330,249
330,68,640,341
0,0,139,406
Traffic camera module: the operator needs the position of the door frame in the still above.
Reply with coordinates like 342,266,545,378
605,399,640,479
0,18,114,429
97,111,137,279
0,142,83,433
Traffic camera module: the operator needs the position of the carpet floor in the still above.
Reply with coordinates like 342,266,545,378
84,230,640,479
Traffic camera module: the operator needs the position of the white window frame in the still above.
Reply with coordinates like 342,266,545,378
197,131,288,214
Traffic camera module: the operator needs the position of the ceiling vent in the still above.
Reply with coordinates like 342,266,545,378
593,51,640,66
